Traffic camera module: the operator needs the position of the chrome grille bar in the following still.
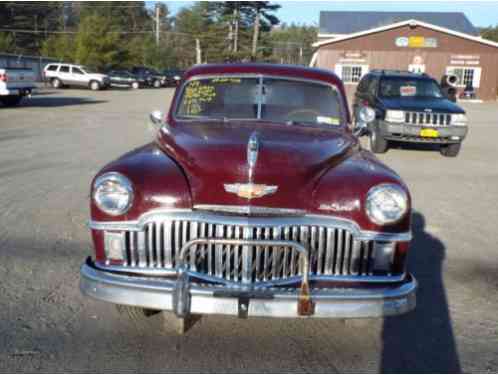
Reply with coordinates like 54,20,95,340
118,219,393,283
405,111,451,126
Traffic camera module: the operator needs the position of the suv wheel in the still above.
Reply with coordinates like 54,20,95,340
153,79,161,88
131,81,140,89
90,80,101,91
51,78,62,89
440,143,461,157
369,126,389,153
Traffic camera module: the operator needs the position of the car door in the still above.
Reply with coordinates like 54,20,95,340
58,65,72,85
71,66,88,87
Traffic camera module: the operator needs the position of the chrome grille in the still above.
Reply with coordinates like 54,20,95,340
122,220,378,283
404,111,451,126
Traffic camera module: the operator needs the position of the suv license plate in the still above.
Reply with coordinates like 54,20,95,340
420,129,439,138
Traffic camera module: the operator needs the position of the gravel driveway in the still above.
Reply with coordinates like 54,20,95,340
0,88,497,373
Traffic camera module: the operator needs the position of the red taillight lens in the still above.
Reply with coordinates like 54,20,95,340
0,73,7,82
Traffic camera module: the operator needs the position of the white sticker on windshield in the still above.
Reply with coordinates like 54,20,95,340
400,86,417,96
317,116,340,125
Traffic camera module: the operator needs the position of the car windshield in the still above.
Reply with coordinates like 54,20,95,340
175,76,343,126
379,77,444,98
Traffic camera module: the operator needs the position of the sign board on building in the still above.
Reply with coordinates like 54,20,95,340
395,36,438,48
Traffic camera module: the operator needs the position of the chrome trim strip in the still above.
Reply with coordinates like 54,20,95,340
80,263,417,318
88,209,412,242
93,261,406,285
194,205,306,216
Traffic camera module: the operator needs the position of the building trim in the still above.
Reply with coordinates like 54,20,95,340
312,19,498,49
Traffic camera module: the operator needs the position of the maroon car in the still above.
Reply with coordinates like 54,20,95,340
80,63,416,333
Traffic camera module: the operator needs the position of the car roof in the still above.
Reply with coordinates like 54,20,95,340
368,70,434,79
184,63,344,87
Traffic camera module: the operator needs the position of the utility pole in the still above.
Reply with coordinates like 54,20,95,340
196,38,201,65
299,46,303,65
155,3,160,47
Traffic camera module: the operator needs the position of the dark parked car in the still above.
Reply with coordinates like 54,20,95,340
162,69,184,86
106,70,141,89
130,66,165,88
80,63,416,334
353,70,468,157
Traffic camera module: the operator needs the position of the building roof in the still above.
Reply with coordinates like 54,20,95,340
319,11,478,36
312,19,498,49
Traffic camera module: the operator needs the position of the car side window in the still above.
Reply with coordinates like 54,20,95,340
72,67,84,75
60,65,70,73
357,76,370,94
46,65,57,71
367,77,379,97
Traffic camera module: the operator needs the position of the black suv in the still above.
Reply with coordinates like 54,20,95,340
130,66,165,88
353,70,468,157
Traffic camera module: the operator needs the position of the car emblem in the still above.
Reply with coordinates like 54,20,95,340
224,183,278,199
247,132,259,182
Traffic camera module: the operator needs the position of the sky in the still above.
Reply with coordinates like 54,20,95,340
163,1,498,28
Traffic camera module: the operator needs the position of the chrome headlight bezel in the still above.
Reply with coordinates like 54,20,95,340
93,172,134,216
451,113,468,126
366,184,409,225
385,110,405,123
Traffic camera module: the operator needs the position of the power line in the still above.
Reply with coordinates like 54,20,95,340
0,28,194,37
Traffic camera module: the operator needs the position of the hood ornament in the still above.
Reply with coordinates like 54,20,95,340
224,132,278,199
247,131,259,182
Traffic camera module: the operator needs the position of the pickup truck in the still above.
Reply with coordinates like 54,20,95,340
0,67,37,107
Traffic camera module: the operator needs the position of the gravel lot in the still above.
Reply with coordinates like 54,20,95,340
0,88,497,373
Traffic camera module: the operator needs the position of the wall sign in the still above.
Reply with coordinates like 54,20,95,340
395,36,438,48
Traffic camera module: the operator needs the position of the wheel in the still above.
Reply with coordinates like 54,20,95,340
440,143,461,157
369,125,389,153
0,95,23,107
131,81,140,89
89,80,101,91
115,305,200,335
51,78,62,89
153,79,161,88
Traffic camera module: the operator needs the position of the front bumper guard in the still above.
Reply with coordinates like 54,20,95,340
80,256,417,319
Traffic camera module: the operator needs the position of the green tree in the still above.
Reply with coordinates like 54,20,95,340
0,33,14,53
40,34,75,61
481,25,498,42
74,14,121,70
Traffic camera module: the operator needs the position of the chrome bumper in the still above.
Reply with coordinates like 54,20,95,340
80,260,417,319
378,120,468,143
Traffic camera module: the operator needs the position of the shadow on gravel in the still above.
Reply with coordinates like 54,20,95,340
381,211,461,373
11,97,107,108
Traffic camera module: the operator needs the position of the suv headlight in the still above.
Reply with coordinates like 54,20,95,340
93,172,134,216
385,110,405,123
366,184,408,225
451,113,468,126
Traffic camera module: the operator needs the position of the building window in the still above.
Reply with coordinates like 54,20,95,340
335,64,368,84
446,67,481,88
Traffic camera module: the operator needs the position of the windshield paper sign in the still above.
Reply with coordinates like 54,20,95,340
400,86,417,96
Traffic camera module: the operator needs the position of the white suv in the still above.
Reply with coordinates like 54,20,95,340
44,63,110,90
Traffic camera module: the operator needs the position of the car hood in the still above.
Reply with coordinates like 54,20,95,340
379,97,464,113
157,121,356,209
88,73,108,80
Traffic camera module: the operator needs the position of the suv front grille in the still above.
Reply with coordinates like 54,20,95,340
405,112,451,126
117,219,387,283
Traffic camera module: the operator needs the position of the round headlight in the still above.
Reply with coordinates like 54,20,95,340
93,172,134,216
366,184,408,225
358,106,376,123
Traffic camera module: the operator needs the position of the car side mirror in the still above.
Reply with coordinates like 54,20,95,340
353,106,376,137
149,110,165,130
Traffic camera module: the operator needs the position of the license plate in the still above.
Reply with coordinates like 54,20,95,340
420,128,439,138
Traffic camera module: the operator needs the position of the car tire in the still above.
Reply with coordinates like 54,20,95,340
440,143,461,157
89,80,101,91
51,78,62,89
0,95,23,107
131,81,140,89
369,126,389,153
153,79,161,88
